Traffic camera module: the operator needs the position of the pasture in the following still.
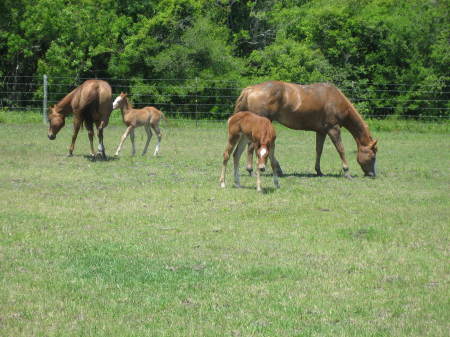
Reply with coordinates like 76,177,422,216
0,119,449,336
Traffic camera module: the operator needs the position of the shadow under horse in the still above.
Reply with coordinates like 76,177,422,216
234,81,378,178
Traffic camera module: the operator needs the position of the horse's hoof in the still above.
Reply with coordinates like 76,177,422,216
246,168,253,176
67,153,73,157
344,173,353,180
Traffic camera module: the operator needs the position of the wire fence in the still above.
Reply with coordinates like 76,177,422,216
0,75,449,123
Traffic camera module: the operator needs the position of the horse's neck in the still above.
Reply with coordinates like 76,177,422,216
120,99,133,119
343,108,372,147
56,88,77,115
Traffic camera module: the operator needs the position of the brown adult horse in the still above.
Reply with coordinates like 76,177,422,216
234,81,378,177
47,79,112,158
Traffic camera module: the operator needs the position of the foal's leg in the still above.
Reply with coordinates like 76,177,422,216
152,124,162,156
68,118,82,157
327,126,351,178
115,125,133,156
129,128,136,156
219,134,239,188
269,146,280,189
142,124,153,156
246,142,254,175
255,166,262,192
233,137,247,188
249,141,283,177
315,132,326,176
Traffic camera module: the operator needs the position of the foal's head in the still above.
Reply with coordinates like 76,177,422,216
47,105,65,140
256,144,270,172
112,92,128,110
357,139,378,177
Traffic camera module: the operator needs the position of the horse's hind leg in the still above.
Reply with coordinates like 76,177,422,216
84,119,96,157
142,124,153,156
129,128,136,156
69,117,82,157
96,121,106,159
327,126,351,178
315,132,326,176
233,137,247,188
220,134,239,188
152,124,162,156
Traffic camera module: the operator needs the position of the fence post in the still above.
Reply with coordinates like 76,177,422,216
195,77,198,127
42,74,48,124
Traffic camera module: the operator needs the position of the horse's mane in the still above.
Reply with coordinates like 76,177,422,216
55,87,79,115
337,87,373,144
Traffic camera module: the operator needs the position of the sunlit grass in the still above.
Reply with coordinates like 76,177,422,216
0,120,449,336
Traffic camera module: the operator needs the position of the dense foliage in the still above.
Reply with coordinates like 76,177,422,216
1,0,448,118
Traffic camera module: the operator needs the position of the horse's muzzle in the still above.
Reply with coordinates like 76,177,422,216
48,134,56,140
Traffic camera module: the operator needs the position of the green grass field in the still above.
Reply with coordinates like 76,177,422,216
0,119,449,336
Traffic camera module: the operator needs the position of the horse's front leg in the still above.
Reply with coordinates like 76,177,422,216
115,125,133,156
327,126,351,179
315,132,326,176
246,142,254,176
68,118,82,157
269,146,280,189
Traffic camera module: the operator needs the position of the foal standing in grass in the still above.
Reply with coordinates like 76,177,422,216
220,111,280,192
112,92,167,156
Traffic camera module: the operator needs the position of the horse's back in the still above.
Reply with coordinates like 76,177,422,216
235,81,351,131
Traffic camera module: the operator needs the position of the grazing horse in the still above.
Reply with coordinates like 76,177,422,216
220,111,280,192
47,79,112,158
112,92,167,157
234,81,378,178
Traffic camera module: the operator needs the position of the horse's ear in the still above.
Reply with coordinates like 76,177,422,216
370,139,378,149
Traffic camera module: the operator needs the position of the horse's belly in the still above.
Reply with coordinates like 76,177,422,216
277,110,322,131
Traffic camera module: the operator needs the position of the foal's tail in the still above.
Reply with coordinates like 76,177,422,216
234,87,250,114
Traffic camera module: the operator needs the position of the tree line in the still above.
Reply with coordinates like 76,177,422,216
1,0,448,119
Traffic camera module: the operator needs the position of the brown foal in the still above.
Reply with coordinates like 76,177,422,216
220,111,280,192
112,92,167,157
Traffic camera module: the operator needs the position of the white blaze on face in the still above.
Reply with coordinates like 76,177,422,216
258,147,267,157
112,95,123,109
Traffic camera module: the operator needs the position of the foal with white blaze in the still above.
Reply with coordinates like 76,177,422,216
220,111,280,192
112,92,167,156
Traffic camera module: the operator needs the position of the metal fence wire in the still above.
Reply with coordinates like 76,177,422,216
0,75,449,123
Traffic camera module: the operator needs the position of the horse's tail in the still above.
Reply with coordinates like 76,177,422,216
234,87,250,114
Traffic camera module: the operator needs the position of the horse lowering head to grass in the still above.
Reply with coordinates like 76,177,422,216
220,110,280,192
47,79,112,159
235,81,378,178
